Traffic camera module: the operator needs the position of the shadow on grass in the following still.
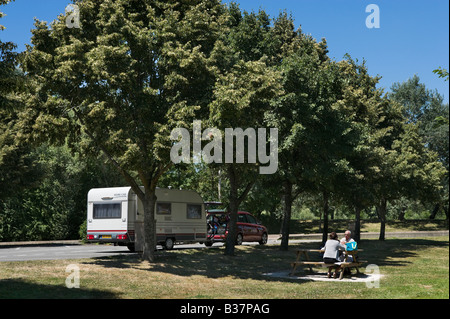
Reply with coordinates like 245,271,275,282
81,238,448,285
82,244,310,285
0,278,118,299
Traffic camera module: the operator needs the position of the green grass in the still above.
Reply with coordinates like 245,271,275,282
0,237,448,299
263,219,449,235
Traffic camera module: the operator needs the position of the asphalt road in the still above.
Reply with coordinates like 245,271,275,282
2,231,445,262
0,243,133,262
0,237,283,262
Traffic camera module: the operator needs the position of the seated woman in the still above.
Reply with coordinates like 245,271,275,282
321,232,346,278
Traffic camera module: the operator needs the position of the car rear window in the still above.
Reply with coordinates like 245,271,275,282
237,214,247,223
246,214,257,224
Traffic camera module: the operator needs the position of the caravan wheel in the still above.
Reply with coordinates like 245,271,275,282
164,238,175,250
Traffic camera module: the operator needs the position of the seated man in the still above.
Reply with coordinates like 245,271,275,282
340,230,355,245
340,230,357,274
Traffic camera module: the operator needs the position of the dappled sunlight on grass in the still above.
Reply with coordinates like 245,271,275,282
0,237,448,299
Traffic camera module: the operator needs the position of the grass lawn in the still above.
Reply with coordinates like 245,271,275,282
266,219,449,235
0,237,448,299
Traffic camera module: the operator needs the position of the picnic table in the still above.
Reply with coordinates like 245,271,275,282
290,249,366,280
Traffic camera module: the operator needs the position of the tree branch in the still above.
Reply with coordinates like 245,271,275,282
72,107,144,199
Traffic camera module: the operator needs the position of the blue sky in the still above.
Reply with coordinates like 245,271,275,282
1,0,449,103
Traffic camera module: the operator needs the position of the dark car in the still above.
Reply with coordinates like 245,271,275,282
206,209,268,246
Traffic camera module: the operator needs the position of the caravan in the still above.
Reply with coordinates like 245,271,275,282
86,187,207,251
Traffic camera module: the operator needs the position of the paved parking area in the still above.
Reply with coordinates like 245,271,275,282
0,244,132,262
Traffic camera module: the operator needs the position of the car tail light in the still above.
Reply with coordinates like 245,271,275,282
117,234,128,240
87,235,94,240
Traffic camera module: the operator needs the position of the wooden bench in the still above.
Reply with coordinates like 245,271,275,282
290,249,366,280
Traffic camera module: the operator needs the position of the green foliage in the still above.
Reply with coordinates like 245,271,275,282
0,144,125,241
433,67,449,81
389,75,449,214
19,0,229,193
0,0,13,31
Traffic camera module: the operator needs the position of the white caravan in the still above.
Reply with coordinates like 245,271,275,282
86,187,207,251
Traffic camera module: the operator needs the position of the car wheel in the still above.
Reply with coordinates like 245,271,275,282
259,233,268,245
164,238,175,250
205,241,213,247
236,233,243,245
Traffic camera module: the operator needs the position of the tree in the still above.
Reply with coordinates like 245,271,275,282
208,58,283,256
273,46,333,249
368,122,446,240
233,10,336,250
329,57,398,242
390,124,446,216
199,7,298,256
389,76,449,220
20,0,228,261
1,0,42,201
278,55,386,245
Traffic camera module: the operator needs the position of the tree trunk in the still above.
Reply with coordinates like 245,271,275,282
321,190,329,245
218,169,222,201
142,189,157,262
398,207,406,221
354,206,361,243
378,198,387,241
429,204,440,219
225,166,238,256
280,180,293,251
444,205,449,229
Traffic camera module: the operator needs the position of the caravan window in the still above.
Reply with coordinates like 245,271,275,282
187,204,202,219
157,203,171,215
93,203,121,219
